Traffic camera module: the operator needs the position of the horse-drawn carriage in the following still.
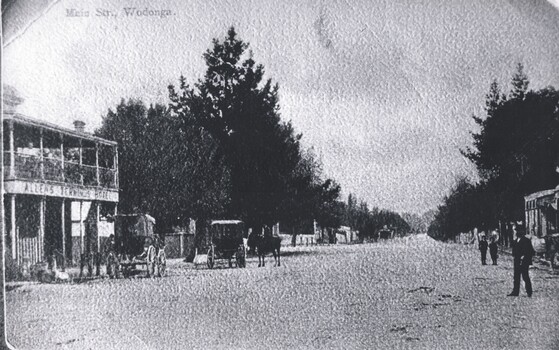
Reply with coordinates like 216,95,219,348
205,220,247,269
378,225,393,240
106,214,166,278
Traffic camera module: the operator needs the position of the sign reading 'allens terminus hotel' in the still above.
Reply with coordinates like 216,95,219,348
6,180,119,202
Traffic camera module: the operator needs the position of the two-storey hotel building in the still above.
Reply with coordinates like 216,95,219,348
3,112,119,271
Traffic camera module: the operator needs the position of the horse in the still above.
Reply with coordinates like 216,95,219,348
247,233,282,267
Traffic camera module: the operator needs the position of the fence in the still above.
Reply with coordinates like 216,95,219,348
164,232,195,260
17,235,43,267
278,234,316,247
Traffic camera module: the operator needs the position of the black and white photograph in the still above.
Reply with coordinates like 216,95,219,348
2,0,559,349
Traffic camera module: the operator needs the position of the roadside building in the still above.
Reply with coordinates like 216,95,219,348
335,226,358,244
525,186,558,238
524,186,559,265
278,220,315,246
3,112,119,274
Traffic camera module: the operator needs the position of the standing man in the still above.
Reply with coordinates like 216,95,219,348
479,233,488,265
489,230,499,265
508,225,535,297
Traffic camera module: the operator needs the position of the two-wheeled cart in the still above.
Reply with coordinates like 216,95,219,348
106,214,166,278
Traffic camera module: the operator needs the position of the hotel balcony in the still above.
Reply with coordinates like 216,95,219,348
3,113,119,201
3,152,117,188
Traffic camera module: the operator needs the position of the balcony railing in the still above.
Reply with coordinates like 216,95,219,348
14,153,42,180
82,164,98,187
64,161,82,184
43,157,63,182
4,152,117,189
99,166,117,188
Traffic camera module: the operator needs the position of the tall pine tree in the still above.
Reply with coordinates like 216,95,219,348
169,28,341,229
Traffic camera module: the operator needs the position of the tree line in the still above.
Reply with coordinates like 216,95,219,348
95,27,410,237
341,194,411,240
428,64,559,240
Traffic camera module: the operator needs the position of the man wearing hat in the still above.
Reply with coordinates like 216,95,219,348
508,224,535,297
489,230,499,265
478,232,488,265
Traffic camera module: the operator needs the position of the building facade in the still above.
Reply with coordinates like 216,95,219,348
525,186,559,238
3,113,119,271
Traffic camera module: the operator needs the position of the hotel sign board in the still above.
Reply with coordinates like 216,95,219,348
4,180,119,202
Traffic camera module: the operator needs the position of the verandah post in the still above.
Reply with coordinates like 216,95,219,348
61,199,66,271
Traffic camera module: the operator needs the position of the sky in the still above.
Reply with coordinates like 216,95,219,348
3,0,559,215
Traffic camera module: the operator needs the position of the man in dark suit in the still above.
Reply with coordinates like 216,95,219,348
479,233,488,265
508,225,535,297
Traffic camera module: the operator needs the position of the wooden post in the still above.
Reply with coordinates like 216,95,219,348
540,209,542,236
39,196,45,261
10,194,16,260
0,113,4,319
61,199,66,271
113,145,118,188
113,204,117,247
498,220,503,246
39,129,44,180
79,139,83,185
96,202,100,253
95,143,100,186
79,201,84,255
96,202,101,276
9,120,15,178
60,133,64,182
179,231,184,258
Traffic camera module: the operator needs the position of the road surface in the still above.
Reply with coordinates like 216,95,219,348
5,234,559,349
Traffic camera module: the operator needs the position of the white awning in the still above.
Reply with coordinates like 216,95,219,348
211,220,243,225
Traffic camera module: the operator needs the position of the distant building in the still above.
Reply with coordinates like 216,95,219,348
3,112,119,272
336,226,358,244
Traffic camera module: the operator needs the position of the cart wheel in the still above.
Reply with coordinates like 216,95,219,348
146,246,156,277
551,251,559,270
157,250,167,277
236,245,246,268
207,246,215,269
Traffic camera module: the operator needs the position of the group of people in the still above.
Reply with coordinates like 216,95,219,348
477,230,500,265
474,225,536,297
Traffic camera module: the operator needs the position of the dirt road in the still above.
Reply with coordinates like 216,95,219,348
5,234,559,349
